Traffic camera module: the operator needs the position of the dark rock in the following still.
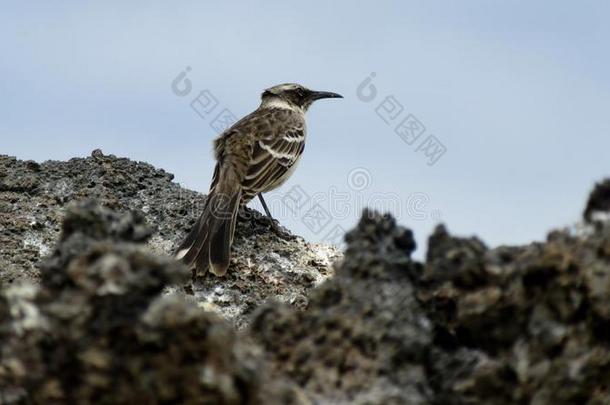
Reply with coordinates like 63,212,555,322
584,179,610,223
2,152,609,404
421,216,610,404
90,149,104,159
251,209,432,404
425,224,490,289
0,201,300,404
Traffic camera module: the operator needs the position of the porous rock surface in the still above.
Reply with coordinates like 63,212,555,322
250,211,433,404
2,152,610,404
0,200,301,404
420,219,610,404
0,152,339,328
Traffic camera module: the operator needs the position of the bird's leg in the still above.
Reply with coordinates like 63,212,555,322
258,193,284,234
258,193,273,219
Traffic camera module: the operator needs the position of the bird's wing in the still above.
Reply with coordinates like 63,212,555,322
242,126,305,197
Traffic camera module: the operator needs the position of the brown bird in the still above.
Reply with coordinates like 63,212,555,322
175,83,342,276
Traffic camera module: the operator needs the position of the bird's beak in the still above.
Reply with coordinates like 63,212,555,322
309,90,343,101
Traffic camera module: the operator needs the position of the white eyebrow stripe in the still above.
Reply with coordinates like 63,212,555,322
262,98,301,112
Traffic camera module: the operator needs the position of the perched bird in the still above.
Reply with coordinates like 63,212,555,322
175,83,342,276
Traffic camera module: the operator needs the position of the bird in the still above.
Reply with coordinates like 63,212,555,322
175,83,343,276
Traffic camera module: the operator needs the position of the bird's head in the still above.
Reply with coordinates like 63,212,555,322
261,83,342,112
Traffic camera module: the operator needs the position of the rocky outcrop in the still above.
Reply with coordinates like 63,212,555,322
420,221,610,404
1,152,609,404
0,152,339,328
250,211,432,404
585,179,610,223
250,206,610,404
0,201,303,404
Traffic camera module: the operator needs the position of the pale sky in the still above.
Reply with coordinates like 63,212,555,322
2,1,609,257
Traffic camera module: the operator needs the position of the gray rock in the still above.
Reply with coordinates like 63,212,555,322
2,152,609,404
0,200,303,404
0,152,340,328
421,216,610,404
250,210,433,404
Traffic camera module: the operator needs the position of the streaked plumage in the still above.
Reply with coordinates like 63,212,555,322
175,83,342,276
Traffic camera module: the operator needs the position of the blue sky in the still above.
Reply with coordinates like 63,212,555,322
2,1,609,257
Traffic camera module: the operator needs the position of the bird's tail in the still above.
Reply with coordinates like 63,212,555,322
175,166,241,276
